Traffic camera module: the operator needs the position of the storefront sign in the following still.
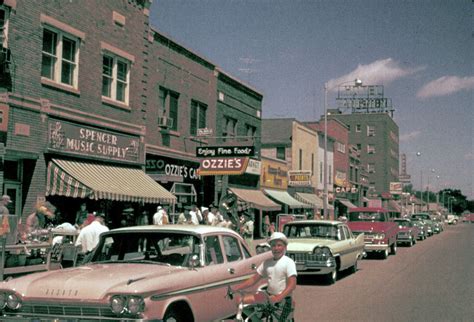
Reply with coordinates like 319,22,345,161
245,158,261,175
196,146,255,157
288,170,312,187
146,155,200,181
335,186,358,193
335,171,347,187
390,182,403,195
261,158,288,189
198,157,249,175
47,120,141,163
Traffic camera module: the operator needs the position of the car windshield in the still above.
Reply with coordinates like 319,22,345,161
412,214,430,220
284,224,339,240
348,212,386,222
395,220,410,227
90,232,200,267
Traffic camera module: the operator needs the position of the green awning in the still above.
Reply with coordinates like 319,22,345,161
263,189,312,209
46,159,176,204
294,192,324,208
228,187,281,211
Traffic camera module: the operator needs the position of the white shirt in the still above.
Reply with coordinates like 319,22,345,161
153,209,166,225
207,212,217,225
189,210,201,225
257,255,297,296
75,221,109,253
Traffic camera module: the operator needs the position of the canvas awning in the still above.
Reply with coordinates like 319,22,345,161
263,189,312,209
338,198,357,209
46,159,176,204
388,200,401,212
228,187,281,211
294,192,324,208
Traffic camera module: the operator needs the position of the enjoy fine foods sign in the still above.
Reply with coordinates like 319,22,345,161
47,120,141,163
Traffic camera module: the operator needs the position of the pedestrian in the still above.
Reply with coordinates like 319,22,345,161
74,202,89,227
229,232,297,320
209,204,222,226
75,213,109,254
0,195,11,215
136,210,149,226
241,213,254,247
189,204,202,225
153,206,168,225
177,209,193,224
25,201,56,236
201,207,210,225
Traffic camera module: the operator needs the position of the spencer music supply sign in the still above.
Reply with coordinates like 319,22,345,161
47,120,141,163
198,157,249,175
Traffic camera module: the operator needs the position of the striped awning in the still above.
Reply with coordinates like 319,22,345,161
46,159,176,204
228,188,281,211
295,192,324,208
338,198,357,209
263,189,312,209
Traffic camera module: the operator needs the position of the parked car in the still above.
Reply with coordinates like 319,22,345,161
411,218,429,240
347,207,398,259
0,225,271,321
411,213,435,236
432,218,444,233
462,213,474,223
283,220,365,284
394,218,419,246
447,214,459,224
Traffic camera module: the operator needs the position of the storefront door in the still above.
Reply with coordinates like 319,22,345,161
4,182,21,217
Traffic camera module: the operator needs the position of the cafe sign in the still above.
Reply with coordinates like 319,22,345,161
198,157,249,176
47,120,141,163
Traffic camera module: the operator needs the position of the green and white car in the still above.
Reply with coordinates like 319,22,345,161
283,220,365,284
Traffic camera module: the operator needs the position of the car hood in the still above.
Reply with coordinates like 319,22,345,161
1,263,190,300
347,221,396,233
287,238,335,252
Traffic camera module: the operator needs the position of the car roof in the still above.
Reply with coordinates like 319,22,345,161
284,219,343,226
106,224,237,235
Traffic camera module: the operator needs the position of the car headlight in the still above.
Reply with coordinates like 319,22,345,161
321,247,332,257
0,292,6,309
374,233,385,240
6,293,21,310
127,296,144,314
313,247,322,255
110,295,127,314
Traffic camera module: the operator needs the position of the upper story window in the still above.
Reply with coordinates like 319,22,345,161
367,144,375,154
102,53,130,104
276,147,286,160
223,117,237,141
159,87,178,131
336,141,346,153
0,6,10,48
367,125,375,137
41,27,79,88
190,100,207,136
245,124,257,139
355,124,361,132
367,163,375,173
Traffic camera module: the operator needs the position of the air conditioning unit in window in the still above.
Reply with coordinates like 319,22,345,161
158,116,173,129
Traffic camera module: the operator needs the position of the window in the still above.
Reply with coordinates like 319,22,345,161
356,143,362,150
311,153,314,177
222,236,243,262
245,124,257,139
367,144,375,154
204,236,224,265
158,87,179,131
102,53,130,104
222,117,237,140
0,6,10,47
276,147,285,160
367,125,375,137
320,161,323,183
355,124,361,132
329,165,332,184
336,142,346,153
299,149,303,170
190,100,207,135
41,28,79,88
367,163,375,173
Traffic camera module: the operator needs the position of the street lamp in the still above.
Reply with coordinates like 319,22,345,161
426,168,436,211
323,78,362,219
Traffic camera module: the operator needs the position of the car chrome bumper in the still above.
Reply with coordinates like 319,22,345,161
294,259,336,275
364,244,390,252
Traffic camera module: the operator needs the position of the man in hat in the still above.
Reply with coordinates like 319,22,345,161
75,213,109,254
0,195,11,215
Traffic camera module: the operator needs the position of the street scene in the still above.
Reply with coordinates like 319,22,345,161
0,0,472,321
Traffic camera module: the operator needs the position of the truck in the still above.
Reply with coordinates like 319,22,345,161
346,207,398,259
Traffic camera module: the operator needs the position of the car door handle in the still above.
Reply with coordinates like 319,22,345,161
228,268,235,274
251,264,257,270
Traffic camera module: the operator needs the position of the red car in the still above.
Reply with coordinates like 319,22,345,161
394,218,419,247
462,213,474,223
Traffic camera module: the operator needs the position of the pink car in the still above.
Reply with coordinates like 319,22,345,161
394,218,419,247
0,225,271,321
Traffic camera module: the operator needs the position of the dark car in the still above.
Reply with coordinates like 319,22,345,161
411,218,429,240
394,218,419,246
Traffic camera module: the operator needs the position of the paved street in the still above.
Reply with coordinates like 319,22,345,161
292,224,473,322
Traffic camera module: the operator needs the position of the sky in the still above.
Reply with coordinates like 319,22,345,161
149,0,473,199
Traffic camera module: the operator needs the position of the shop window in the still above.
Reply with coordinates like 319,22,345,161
276,147,285,160
4,160,19,181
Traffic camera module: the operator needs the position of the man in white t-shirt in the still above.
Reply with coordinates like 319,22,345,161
189,204,202,225
75,213,109,253
153,206,167,225
230,232,297,306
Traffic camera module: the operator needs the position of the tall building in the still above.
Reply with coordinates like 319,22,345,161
328,111,399,196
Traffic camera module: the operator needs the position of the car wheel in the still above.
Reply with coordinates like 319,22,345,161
350,258,358,274
408,239,413,247
382,248,389,259
326,269,337,284
390,243,397,255
413,238,416,245
164,309,188,322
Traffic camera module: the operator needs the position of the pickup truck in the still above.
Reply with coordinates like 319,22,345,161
347,207,398,259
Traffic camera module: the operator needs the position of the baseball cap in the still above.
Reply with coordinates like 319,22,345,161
267,232,288,245
1,195,11,203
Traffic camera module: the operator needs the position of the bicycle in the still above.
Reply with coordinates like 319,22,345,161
226,286,294,322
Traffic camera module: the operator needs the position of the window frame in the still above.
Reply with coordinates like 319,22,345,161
222,116,237,140
190,100,207,136
41,26,80,89
159,87,179,131
0,5,10,48
102,52,131,105
276,146,286,161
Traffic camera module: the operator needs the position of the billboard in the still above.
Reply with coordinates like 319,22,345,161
390,182,403,195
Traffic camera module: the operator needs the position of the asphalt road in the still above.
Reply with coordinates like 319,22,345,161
292,223,474,322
